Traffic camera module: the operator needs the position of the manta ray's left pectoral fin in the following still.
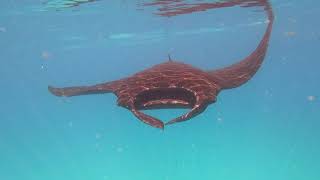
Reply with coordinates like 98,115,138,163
48,80,120,97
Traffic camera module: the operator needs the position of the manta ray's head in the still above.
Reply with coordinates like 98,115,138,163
116,64,220,129
130,84,218,128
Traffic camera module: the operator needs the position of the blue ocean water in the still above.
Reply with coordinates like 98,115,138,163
0,0,319,179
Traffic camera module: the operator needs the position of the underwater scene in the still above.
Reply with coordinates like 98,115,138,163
0,0,319,179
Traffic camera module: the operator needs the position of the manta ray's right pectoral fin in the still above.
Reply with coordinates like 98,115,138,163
48,80,120,97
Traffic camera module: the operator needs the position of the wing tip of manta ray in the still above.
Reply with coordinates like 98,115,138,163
48,86,65,97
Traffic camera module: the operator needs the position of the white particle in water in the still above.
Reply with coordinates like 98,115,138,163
288,17,297,23
95,133,101,139
68,121,73,127
307,95,316,101
0,27,6,32
41,51,52,60
116,147,123,153
284,31,296,37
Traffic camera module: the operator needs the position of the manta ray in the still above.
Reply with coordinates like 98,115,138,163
49,0,274,129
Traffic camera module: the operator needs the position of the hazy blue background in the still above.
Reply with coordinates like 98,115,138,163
0,0,319,179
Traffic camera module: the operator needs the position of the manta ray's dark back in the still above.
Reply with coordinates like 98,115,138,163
48,0,274,129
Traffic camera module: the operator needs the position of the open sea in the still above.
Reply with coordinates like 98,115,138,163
0,0,319,179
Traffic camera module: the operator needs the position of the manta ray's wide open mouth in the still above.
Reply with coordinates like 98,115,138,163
134,88,196,110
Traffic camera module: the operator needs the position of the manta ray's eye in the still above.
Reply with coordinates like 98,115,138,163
134,88,196,110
